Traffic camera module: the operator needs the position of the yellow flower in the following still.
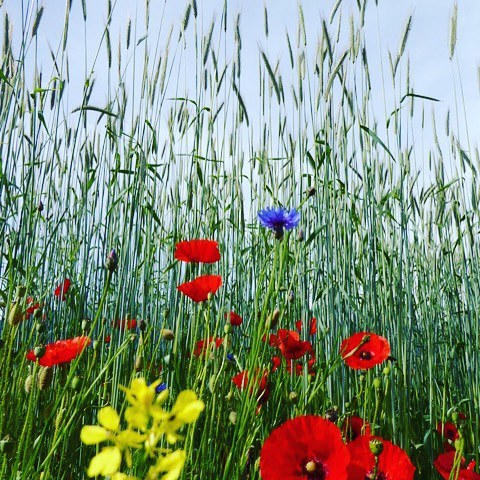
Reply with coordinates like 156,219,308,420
121,378,169,430
160,390,205,444
80,406,145,477
146,450,186,480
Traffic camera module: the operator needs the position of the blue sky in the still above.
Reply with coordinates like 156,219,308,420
3,0,479,179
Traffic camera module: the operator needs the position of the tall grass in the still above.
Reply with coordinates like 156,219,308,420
0,0,479,478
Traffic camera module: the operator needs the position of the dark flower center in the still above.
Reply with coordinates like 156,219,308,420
301,458,328,480
360,350,373,360
365,471,387,480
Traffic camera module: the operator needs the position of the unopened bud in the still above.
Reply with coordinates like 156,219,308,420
92,340,100,351
229,411,237,425
38,201,44,212
81,319,89,331
289,391,298,404
325,407,339,423
139,319,147,332
161,329,175,341
105,249,118,273
307,186,316,198
373,377,382,389
70,376,81,391
224,324,232,335
134,355,144,372
8,301,23,326
297,229,305,242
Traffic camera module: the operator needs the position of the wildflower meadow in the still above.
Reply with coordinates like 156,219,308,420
0,0,479,479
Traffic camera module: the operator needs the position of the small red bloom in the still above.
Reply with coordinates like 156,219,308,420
295,317,317,336
347,435,415,480
273,329,313,361
174,239,220,263
341,416,371,442
54,278,71,301
26,336,91,367
260,415,350,480
437,421,460,443
225,311,243,326
24,296,41,320
434,451,480,480
113,318,138,330
340,332,390,370
177,274,222,302
104,335,111,344
193,336,223,357
232,369,269,406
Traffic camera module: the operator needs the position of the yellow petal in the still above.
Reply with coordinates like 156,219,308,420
176,400,205,424
87,446,122,477
111,473,139,480
116,429,146,448
158,450,186,480
98,406,120,431
125,406,149,430
80,426,110,445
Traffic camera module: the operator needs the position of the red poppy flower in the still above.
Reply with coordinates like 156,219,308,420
174,239,220,263
295,317,317,336
341,416,371,442
113,318,138,330
24,296,41,320
346,435,415,480
271,355,316,376
340,332,390,370
260,415,350,480
104,335,111,344
26,336,91,367
225,311,243,326
437,421,460,443
232,369,270,405
177,274,222,302
54,278,71,301
270,329,313,361
193,336,223,357
434,451,480,479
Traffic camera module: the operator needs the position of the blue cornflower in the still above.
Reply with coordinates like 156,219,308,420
227,353,235,362
258,207,300,239
147,380,167,393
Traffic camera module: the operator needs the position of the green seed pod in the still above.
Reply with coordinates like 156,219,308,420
37,367,53,391
369,438,384,456
383,366,391,376
34,345,46,359
224,324,233,335
373,377,382,389
70,376,81,391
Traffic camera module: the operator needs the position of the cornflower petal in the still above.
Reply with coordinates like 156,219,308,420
87,446,122,477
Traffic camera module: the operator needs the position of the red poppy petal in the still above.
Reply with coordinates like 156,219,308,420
177,274,222,302
26,336,91,367
340,332,390,370
174,239,221,263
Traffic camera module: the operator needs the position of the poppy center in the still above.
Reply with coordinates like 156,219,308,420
302,458,327,479
365,471,387,480
360,350,373,360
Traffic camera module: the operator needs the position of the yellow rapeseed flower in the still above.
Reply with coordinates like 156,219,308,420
80,406,145,477
146,450,186,480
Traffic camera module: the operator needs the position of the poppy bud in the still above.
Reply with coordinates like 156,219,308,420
297,229,305,242
369,439,384,456
8,301,23,326
307,186,316,198
373,377,382,389
37,367,53,390
92,340,100,351
325,407,339,423
70,376,81,391
38,201,44,212
224,324,232,334
34,345,46,359
139,319,147,332
35,322,45,334
135,355,144,372
289,391,298,404
225,390,233,401
161,329,175,341
383,366,391,376
105,249,118,273
229,411,237,425
81,319,89,331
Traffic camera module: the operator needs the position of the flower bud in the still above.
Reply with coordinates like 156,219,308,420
38,201,44,212
134,355,144,372
70,376,81,391
324,407,339,423
92,340,100,351
81,319,89,331
373,377,382,389
8,301,23,326
369,439,384,456
307,186,316,198
297,229,305,242
229,411,237,425
224,324,232,335
383,366,391,376
289,391,298,404
105,249,118,273
161,329,175,341
139,319,147,332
